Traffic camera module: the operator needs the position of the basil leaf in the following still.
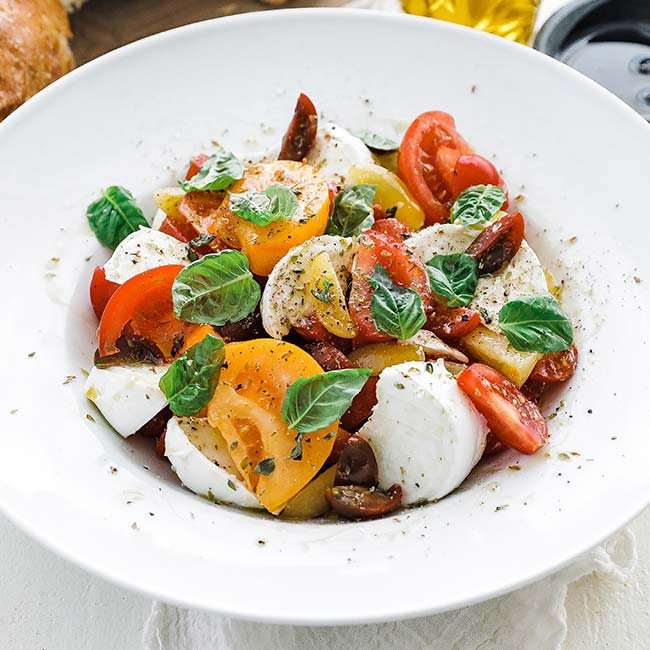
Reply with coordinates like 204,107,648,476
425,253,478,308
499,295,574,353
355,129,400,153
172,250,261,325
229,184,299,227
369,264,427,340
159,334,224,416
253,458,275,476
282,368,371,442
187,234,216,261
449,184,506,227
326,184,376,237
86,186,148,250
178,147,244,192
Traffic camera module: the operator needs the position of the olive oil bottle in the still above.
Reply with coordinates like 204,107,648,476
402,0,540,45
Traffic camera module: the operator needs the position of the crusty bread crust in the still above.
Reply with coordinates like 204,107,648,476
0,0,75,119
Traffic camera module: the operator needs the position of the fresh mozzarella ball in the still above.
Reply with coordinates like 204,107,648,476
261,235,358,339
407,223,551,333
359,360,488,504
165,417,261,509
84,364,169,438
306,122,373,185
103,227,189,284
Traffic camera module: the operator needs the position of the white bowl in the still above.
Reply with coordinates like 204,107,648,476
1,9,649,624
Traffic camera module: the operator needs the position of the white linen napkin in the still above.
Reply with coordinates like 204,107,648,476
142,530,635,650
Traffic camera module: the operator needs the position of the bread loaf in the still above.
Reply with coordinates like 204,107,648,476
0,0,75,119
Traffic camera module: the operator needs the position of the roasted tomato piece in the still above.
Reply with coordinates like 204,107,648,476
278,93,318,161
457,363,548,455
530,344,578,383
97,265,190,359
90,266,119,321
349,230,432,344
466,211,525,275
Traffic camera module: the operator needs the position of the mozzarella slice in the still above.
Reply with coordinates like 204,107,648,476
360,360,488,504
165,417,261,509
103,227,189,284
84,364,169,438
261,235,358,339
306,122,373,185
407,223,551,333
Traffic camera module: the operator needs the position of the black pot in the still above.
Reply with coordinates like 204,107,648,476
534,0,650,120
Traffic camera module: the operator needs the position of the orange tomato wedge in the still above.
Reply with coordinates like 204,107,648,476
207,339,337,513
212,160,330,276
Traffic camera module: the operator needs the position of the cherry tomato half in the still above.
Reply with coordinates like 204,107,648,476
466,211,525,275
97,264,187,359
450,153,507,200
90,266,119,321
530,344,578,383
426,305,480,339
457,363,548,455
349,230,432,344
278,93,318,161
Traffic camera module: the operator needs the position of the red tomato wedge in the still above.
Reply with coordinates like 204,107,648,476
90,266,119,321
530,344,578,383
185,153,210,181
349,230,432,344
398,111,507,225
370,217,412,241
466,211,525,275
98,265,187,359
159,217,194,243
278,93,318,161
398,111,472,225
426,305,480,339
457,363,548,455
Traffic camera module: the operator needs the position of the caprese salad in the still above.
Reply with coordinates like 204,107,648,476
84,94,577,519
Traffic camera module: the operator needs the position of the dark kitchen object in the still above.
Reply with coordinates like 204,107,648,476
534,0,650,121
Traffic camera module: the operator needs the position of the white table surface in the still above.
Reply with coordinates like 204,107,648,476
3,1,650,648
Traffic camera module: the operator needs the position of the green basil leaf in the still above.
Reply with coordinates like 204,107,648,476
172,250,261,325
229,183,299,227
86,186,149,250
369,264,427,340
187,234,216,261
253,458,276,476
326,184,376,236
425,253,478,308
178,147,244,192
449,184,506,227
282,368,372,445
354,129,400,153
159,334,224,416
499,295,574,353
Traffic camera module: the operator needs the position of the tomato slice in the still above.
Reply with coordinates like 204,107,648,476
426,305,480,339
185,153,210,181
370,217,412,241
450,153,507,200
97,265,187,359
349,230,432,344
466,211,525,275
457,363,548,455
207,339,336,513
177,191,228,240
158,217,194,243
90,266,119,321
398,111,472,225
278,93,318,161
530,344,578,383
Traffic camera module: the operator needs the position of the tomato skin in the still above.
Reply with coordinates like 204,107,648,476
530,344,578,383
97,265,186,358
177,191,227,239
466,211,525,275
159,217,194,243
90,266,119,321
349,230,432,344
278,93,318,161
450,153,507,200
370,217,412,241
293,315,352,353
398,111,472,225
426,305,481,339
457,363,548,455
185,153,210,181
341,376,379,431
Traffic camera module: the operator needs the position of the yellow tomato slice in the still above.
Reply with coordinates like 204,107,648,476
213,160,330,276
347,342,425,376
206,339,336,513
348,163,425,231
305,251,357,339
